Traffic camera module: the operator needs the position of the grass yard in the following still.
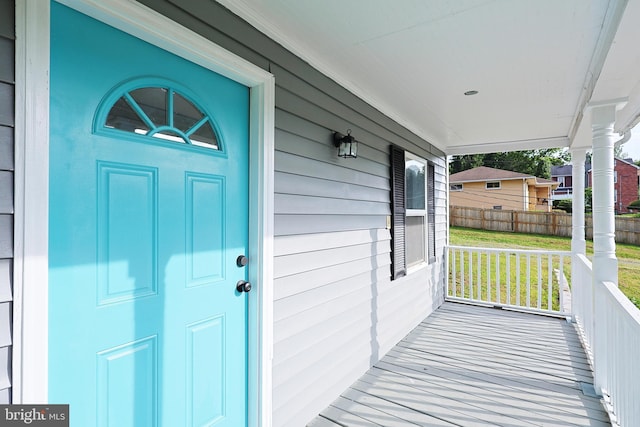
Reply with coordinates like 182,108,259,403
449,226,640,308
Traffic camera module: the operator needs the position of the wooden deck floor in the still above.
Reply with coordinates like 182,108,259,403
309,302,611,427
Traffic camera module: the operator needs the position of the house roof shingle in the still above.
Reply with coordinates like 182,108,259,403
450,166,559,187
450,166,534,182
551,164,573,176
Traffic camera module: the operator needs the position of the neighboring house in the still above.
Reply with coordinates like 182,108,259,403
552,158,640,213
551,162,591,201
5,1,640,427
449,166,559,212
550,164,575,200
588,158,640,214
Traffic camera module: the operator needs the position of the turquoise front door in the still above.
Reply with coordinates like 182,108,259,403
49,3,250,426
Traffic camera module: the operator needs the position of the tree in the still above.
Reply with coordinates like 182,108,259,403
449,149,570,178
448,154,484,175
585,187,593,213
614,144,628,159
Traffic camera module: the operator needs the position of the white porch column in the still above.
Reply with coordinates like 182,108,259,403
587,98,626,398
570,148,587,256
590,104,619,287
589,102,623,397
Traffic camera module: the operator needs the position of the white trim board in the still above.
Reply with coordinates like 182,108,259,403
14,1,275,426
13,0,51,405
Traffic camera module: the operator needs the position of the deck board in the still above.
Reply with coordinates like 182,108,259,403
310,302,610,426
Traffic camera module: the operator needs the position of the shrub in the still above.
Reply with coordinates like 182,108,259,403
628,199,640,211
553,199,572,213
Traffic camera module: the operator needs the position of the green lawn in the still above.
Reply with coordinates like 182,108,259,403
449,226,640,308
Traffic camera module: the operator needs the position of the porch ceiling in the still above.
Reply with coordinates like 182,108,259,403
216,0,640,155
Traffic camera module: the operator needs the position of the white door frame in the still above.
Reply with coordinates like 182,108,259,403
14,1,275,425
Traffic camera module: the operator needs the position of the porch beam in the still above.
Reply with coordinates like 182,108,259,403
446,136,569,156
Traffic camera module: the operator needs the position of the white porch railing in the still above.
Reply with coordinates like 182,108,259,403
572,254,640,427
552,187,573,200
446,245,571,316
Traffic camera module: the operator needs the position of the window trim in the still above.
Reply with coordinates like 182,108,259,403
486,181,501,189
427,162,436,263
450,183,463,191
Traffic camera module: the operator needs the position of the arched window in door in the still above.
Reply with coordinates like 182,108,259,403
96,79,222,151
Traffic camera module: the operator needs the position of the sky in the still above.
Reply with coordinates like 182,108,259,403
619,125,640,162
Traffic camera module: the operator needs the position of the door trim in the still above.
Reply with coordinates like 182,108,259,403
14,1,275,426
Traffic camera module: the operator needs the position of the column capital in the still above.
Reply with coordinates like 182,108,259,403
570,148,588,163
587,98,627,127
586,97,628,111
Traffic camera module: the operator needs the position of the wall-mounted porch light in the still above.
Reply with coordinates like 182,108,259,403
333,129,358,158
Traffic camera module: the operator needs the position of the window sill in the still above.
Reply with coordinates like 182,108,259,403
406,261,428,275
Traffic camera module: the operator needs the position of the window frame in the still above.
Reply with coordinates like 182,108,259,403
450,183,463,191
405,152,427,271
486,181,501,189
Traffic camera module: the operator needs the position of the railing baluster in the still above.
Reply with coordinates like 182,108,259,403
496,252,501,304
477,249,482,300
469,249,474,300
559,255,564,314
451,248,457,298
460,250,465,298
547,253,553,311
506,252,511,306
487,251,491,303
526,254,531,307
537,254,542,309
516,253,521,306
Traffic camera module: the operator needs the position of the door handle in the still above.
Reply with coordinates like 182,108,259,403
236,280,251,293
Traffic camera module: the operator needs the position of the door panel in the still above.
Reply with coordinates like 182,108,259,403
49,3,249,426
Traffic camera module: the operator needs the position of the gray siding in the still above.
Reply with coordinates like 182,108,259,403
103,1,448,424
0,0,13,405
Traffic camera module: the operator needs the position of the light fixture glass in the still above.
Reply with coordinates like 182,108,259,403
333,130,358,158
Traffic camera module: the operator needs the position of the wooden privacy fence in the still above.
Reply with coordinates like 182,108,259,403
450,205,640,245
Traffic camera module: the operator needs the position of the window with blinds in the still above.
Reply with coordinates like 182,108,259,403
390,146,435,279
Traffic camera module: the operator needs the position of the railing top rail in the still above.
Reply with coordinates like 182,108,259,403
447,245,572,256
575,253,592,267
601,280,640,326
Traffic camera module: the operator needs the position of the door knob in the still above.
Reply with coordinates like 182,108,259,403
236,280,251,293
236,255,248,267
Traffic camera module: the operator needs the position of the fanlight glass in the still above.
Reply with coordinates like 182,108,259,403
105,87,219,149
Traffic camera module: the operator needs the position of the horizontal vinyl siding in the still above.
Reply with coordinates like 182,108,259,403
137,1,449,425
0,0,13,404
